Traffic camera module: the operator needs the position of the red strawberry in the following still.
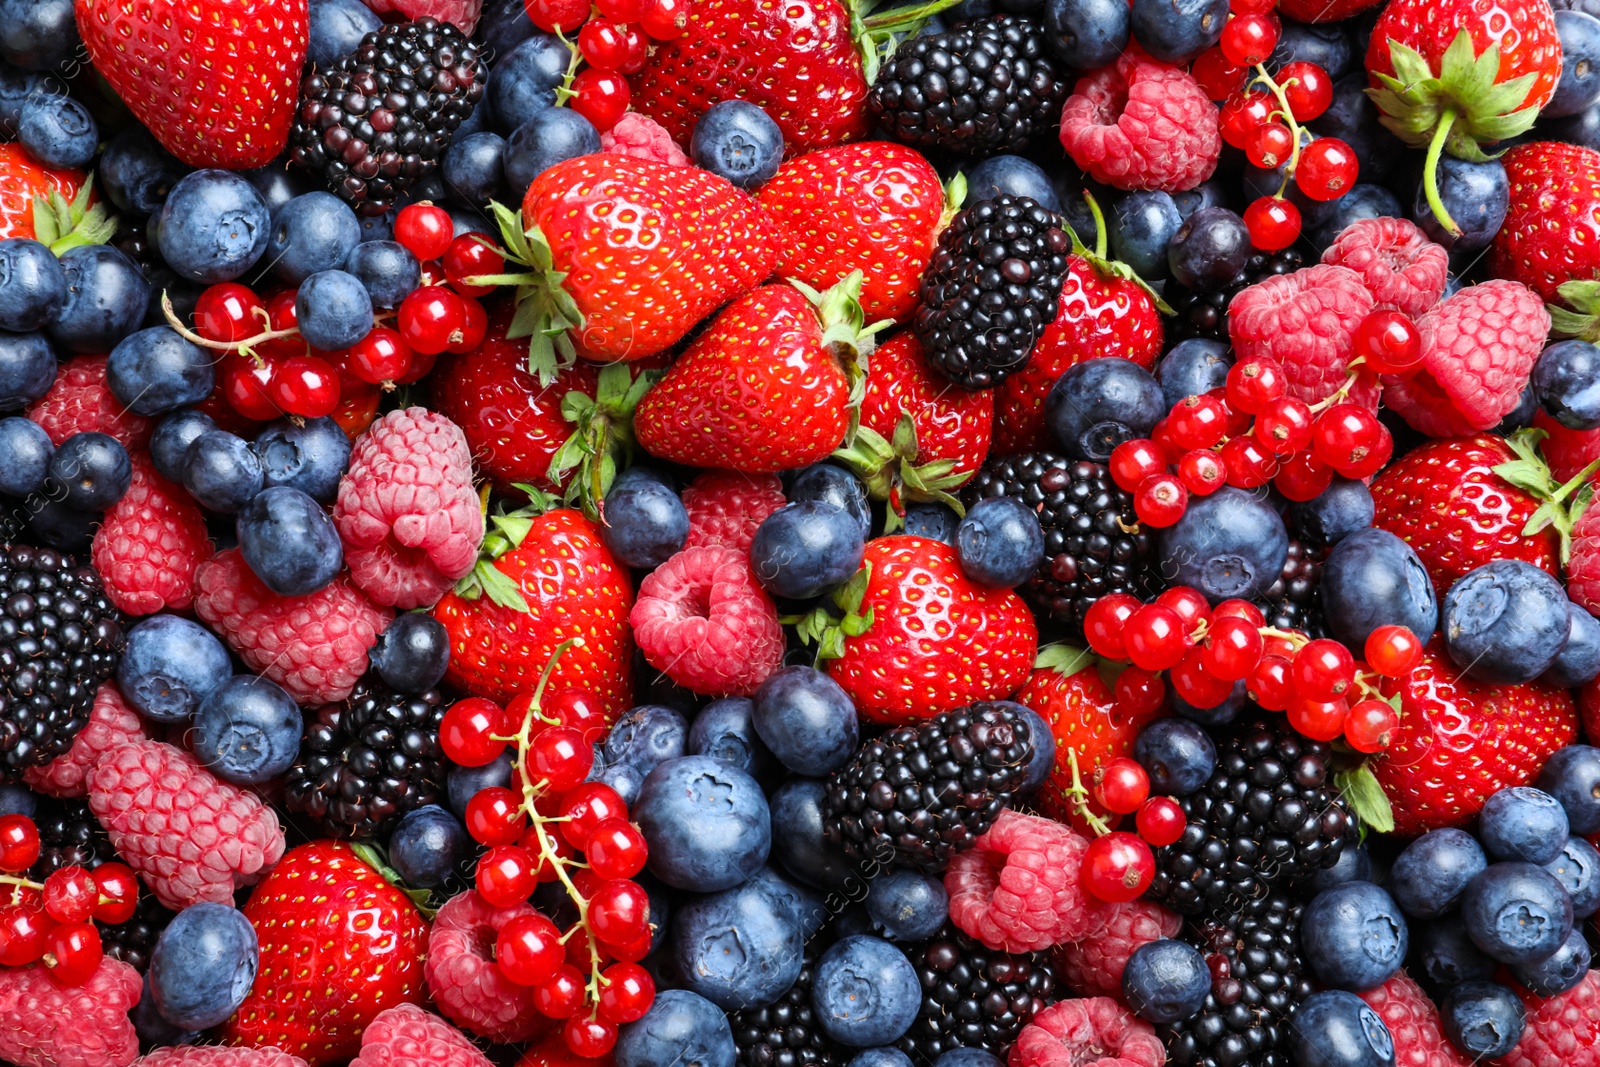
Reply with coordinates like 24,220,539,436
0,144,85,244
1534,409,1600,484
755,142,952,322
1277,0,1382,23
76,0,307,169
1370,638,1577,836
223,841,429,1066
432,504,634,717
1493,141,1600,309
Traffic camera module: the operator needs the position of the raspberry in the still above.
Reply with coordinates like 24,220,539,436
26,355,151,449
22,681,147,798
1535,409,1600,483
1008,997,1165,1067
630,546,785,697
682,470,786,553
137,1049,311,1067
945,810,1112,954
350,1004,494,1067
1320,217,1449,318
1058,58,1221,193
358,0,480,33
1499,968,1600,1067
1228,264,1380,409
1572,502,1600,629
600,111,689,167
88,739,286,910
90,455,213,616
334,407,484,609
1051,898,1181,1000
0,957,140,1067
193,548,394,707
1383,280,1550,438
1358,973,1472,1067
424,891,553,1044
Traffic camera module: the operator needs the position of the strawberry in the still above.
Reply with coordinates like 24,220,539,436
1369,638,1578,837
76,0,307,169
1493,141,1600,309
633,276,883,474
432,502,634,717
1534,409,1600,484
0,144,88,246
799,535,1038,723
504,157,776,369
222,840,429,1066
755,142,954,322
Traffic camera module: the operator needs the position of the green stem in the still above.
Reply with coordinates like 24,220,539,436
1083,189,1108,261
552,29,583,107
1423,109,1463,237
857,0,964,32
1253,64,1305,199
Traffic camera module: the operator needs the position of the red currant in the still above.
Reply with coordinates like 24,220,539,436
1095,757,1150,815
1243,196,1301,252
1213,599,1265,628
522,827,579,883
269,354,341,418
1168,394,1229,450
1220,91,1274,150
1278,61,1333,122
564,1016,618,1059
0,815,39,873
1115,666,1166,716
1292,638,1356,700
1109,438,1166,492
558,783,628,850
258,290,304,361
1213,387,1252,436
1191,45,1245,100
1123,604,1189,672
195,283,265,343
1294,137,1358,201
1219,436,1278,488
1084,593,1141,660
569,69,630,132
598,0,642,18
533,965,587,1018
527,0,590,29
597,962,656,1024
398,286,467,355
1150,417,1186,463
1254,397,1314,456
0,906,48,967
608,927,655,963
445,295,487,356
497,912,565,987
527,726,594,791
466,787,526,846
1287,696,1349,741
1352,309,1423,376
43,921,100,987
442,234,506,298
1311,403,1385,476
90,864,139,925
1345,699,1400,753
1340,423,1392,479
586,818,649,880
1246,122,1294,170
639,0,689,38
1225,357,1286,414
346,327,414,386
1178,449,1228,496
578,18,632,70
1135,797,1187,848
1220,11,1278,64
1157,586,1211,632
476,845,538,907
1274,449,1334,502
221,353,283,421
1080,832,1155,903
1247,655,1293,711
1202,615,1265,681
394,203,454,261
1171,647,1235,708
588,879,651,946
441,698,508,767
1134,473,1188,528
1366,625,1424,678
42,867,97,925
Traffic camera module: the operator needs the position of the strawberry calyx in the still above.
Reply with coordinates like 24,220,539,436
472,200,585,387
1332,762,1396,835
1490,427,1600,564
548,362,660,521
1067,190,1173,316
348,841,438,918
790,269,892,407
1035,641,1128,691
1546,278,1600,343
452,486,563,611
849,0,970,84
784,562,876,662
831,413,968,531
31,173,116,255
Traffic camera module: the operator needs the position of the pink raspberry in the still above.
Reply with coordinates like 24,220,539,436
91,455,214,616
630,546,786,697
23,682,147,798
1383,280,1549,438
358,0,480,32
1052,898,1181,999
1535,408,1600,483
1008,997,1165,1067
601,112,690,167
1358,973,1472,1067
0,957,140,1067
350,1004,493,1067
88,739,286,910
1499,968,1600,1067
425,891,553,1044
682,470,786,553
1228,264,1380,409
1571,501,1600,616
193,548,393,706
1058,58,1221,193
945,810,1111,953
26,355,151,449
334,407,484,609
136,1049,310,1067
1321,217,1449,317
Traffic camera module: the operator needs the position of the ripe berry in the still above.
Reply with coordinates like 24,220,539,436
346,326,415,385
476,845,538,907
558,783,628,850
1202,615,1265,681
1292,639,1356,700
1156,586,1211,632
1123,604,1189,672
1213,599,1265,627
1279,61,1333,121
1150,417,1186,463
1254,397,1314,456
1294,138,1358,201
1115,667,1165,716
43,922,100,987
1352,310,1423,376
222,353,283,422
579,18,633,70
1167,394,1229,450
588,879,651,946
1084,593,1141,660
1219,436,1278,488
598,0,642,18
565,1016,619,1059
1247,655,1293,711
1191,46,1245,100
42,867,97,925
1365,625,1424,678
195,283,265,344
1081,832,1155,903
1246,123,1294,170
586,818,649,881
394,203,454,261
597,962,655,1024
269,355,341,418
466,787,526,847
536,689,611,742
1243,196,1301,252
534,965,587,1018
1287,696,1349,741
441,698,508,767
1134,473,1188,528
1110,438,1166,492
1312,404,1386,476
448,295,488,354
1220,91,1274,149
1345,699,1400,753
90,864,139,925
1225,357,1286,414
0,906,48,966
527,726,594,791
1095,757,1151,814
1219,12,1278,65
0,816,39,873
527,0,589,30
1136,797,1187,848
442,234,506,298
639,0,689,38
398,286,467,355
569,69,630,132
1274,449,1334,502
1171,648,1235,708
497,913,564,987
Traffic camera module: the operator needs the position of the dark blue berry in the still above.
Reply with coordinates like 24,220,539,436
1539,744,1600,834
671,878,804,1008
447,751,512,818
789,463,872,538
1545,835,1600,918
1111,191,1182,281
1268,18,1354,78
901,502,960,544
615,990,736,1067
1414,918,1496,988
963,155,1061,211
1508,927,1591,997
1550,10,1600,117
1156,339,1231,409
1442,560,1571,684
1320,528,1438,650
488,34,569,132
1045,357,1165,462
184,430,263,513
1133,718,1216,796
294,269,372,350
1461,862,1573,964
770,776,861,893
601,466,689,570
603,704,689,779
16,92,94,169
1300,882,1408,991
752,666,859,777
750,501,866,600
0,328,53,409
442,131,509,208
343,240,421,310
1158,486,1288,604
47,245,151,353
117,615,231,724
691,100,784,190
306,0,383,66
1440,981,1525,1059
635,755,770,891
1129,0,1225,63
150,409,216,485
865,869,948,942
99,127,188,217
389,804,469,888
156,170,272,285
106,326,214,416
956,495,1043,588
1287,991,1395,1067
0,238,64,332
193,674,302,785
0,0,79,70
267,192,362,285
253,416,351,504
148,902,259,1030
1166,207,1250,291
1532,339,1600,430
1413,155,1509,254
813,935,921,1047
49,431,131,511
686,697,772,779
1286,477,1373,547
504,107,602,191
236,485,344,597
368,613,451,695
1042,0,1129,68
1388,828,1486,919
1122,938,1210,1025
1310,184,1405,249
0,415,50,496
240,163,313,220
1480,786,1570,865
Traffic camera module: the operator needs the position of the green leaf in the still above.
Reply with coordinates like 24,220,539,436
1335,765,1395,835
833,563,874,615
1386,38,1436,87
31,195,58,248
1034,643,1095,676
1491,458,1555,496
475,561,531,612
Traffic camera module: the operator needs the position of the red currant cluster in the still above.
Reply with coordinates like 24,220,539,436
526,0,691,132
0,818,139,987
439,645,654,1060
1084,585,1425,751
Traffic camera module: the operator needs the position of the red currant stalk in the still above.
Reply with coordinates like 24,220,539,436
1057,746,1114,838
160,291,304,361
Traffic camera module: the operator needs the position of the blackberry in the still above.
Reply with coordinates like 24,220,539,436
99,895,175,973
0,545,123,777
289,18,486,216
1164,248,1305,344
731,950,843,1067
30,796,113,879
913,195,1071,390
822,702,1033,873
868,16,1067,156
1158,895,1314,1067
964,454,1160,637
1254,541,1327,640
897,925,1054,1060
1150,716,1352,921
283,678,448,839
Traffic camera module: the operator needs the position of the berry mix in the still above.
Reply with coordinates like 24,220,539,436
0,0,1599,1065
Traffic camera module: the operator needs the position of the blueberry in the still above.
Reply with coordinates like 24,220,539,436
687,697,772,778
1440,981,1525,1059
183,430,263,513
615,989,736,1067
788,464,872,538
389,804,469,888
1413,155,1508,254
1496,381,1542,434
106,327,215,416
1550,10,1600,117
0,416,51,496
1268,17,1354,79
745,864,829,939
1170,180,1226,221
1300,882,1408,991
294,269,372,350
752,666,859,777
343,239,421,310
750,501,866,600
1388,828,1487,919
955,496,1043,589
157,170,272,285
1110,191,1183,281
813,935,920,1047
488,34,569,131
1155,338,1231,409
49,431,131,511
133,974,201,1051
192,674,301,785
149,408,216,478
98,127,187,217
442,131,509,207
1544,835,1600,917
504,107,601,191
1122,938,1210,1024
1158,486,1288,604
849,1051,915,1067
0,65,46,136
1042,0,1130,68
1129,0,1225,62
306,0,383,66
671,878,804,1008
1045,357,1166,462
16,91,95,169
266,192,362,285
1414,917,1496,988
236,485,344,597
240,164,314,220
770,776,862,893
1320,528,1438,650
1310,185,1405,249
1167,207,1249,290
963,155,1061,211
1509,925,1591,997
864,869,948,942
26,497,98,551
0,238,65,332
1537,744,1600,833
368,613,451,695
902,503,961,544
635,755,771,891
596,759,646,807
1479,786,1570,865
691,100,784,190
0,0,78,69
253,416,351,504
447,751,513,818
602,467,689,570
1532,338,1600,430
48,245,151,354
1286,477,1373,547
604,704,689,778
148,902,259,1030
1460,861,1574,964
117,615,231,723
1543,102,1600,150
1310,841,1374,894
1134,718,1216,796
1287,990,1396,1067
0,329,53,409
1442,560,1571,684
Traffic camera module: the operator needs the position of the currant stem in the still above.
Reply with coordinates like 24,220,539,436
1307,359,1366,415
1252,65,1304,199
1260,626,1311,650
1422,110,1464,238
1063,747,1112,838
160,291,302,357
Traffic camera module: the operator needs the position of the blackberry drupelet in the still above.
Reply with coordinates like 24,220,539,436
1164,248,1305,344
913,195,1071,390
731,950,843,1067
868,16,1067,155
99,895,175,973
1149,716,1352,921
822,702,1034,873
1254,541,1327,640
29,796,113,879
964,454,1159,637
1158,895,1313,1067
289,18,485,216
897,925,1054,1060
0,545,123,777
283,678,448,839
